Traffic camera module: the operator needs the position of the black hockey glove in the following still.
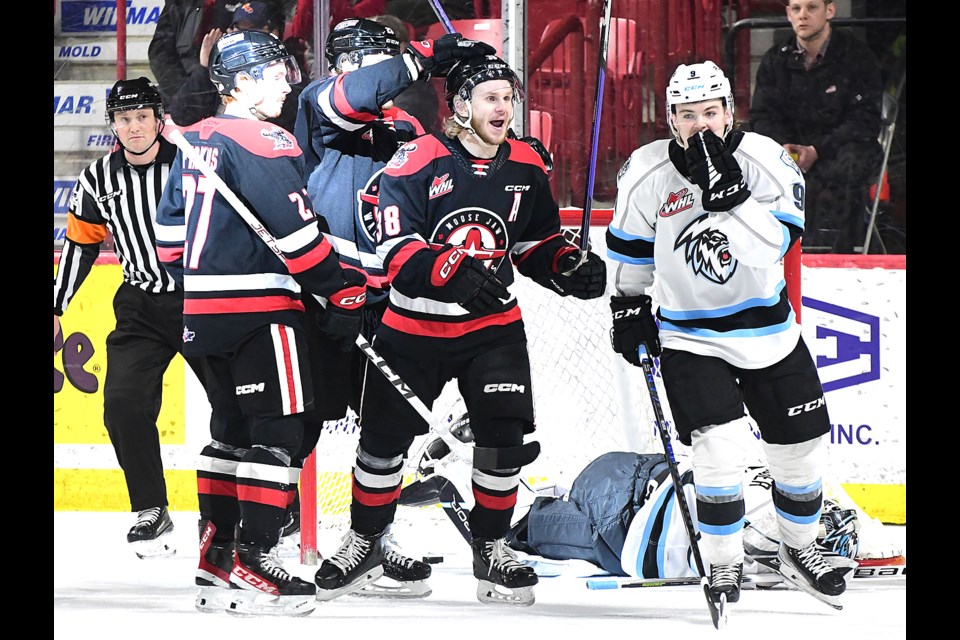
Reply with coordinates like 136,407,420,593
684,129,751,212
537,249,606,299
406,33,496,80
508,129,554,173
317,269,367,351
433,246,509,314
610,294,661,365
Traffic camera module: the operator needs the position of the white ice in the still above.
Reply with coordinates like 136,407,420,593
54,511,906,639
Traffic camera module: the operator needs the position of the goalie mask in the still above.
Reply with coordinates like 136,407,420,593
817,499,860,559
665,60,734,145
325,18,401,72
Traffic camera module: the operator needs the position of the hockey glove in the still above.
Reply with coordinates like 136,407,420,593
610,294,661,365
508,129,554,174
317,268,367,351
433,246,509,314
537,249,606,299
406,33,496,80
684,129,751,212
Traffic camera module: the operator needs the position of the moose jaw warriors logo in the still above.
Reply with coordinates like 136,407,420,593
430,208,508,268
675,214,737,284
357,168,386,242
261,127,294,151
658,188,695,218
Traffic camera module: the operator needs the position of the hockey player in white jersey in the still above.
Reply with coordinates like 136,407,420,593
604,61,847,609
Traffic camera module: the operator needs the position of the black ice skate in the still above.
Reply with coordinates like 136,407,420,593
708,563,743,605
472,536,538,606
314,529,385,602
228,541,316,616
776,542,848,610
195,520,235,613
126,506,176,559
355,533,432,599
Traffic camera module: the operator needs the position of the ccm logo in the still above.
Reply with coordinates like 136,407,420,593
505,185,530,191
483,383,526,393
612,308,642,319
708,179,746,202
339,292,366,307
437,249,465,281
786,396,825,416
236,383,265,395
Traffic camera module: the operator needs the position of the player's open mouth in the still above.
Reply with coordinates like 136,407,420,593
490,120,505,129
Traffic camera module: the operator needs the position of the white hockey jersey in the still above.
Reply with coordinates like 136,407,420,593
606,132,806,368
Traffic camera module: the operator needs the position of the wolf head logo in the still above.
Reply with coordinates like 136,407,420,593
675,214,737,284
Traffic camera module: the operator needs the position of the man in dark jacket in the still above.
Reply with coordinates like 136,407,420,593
749,0,883,253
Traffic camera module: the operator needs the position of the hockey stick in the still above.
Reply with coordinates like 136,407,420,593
636,344,725,629
426,0,455,34
567,0,614,271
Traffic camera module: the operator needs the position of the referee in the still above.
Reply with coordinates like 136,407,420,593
54,77,199,559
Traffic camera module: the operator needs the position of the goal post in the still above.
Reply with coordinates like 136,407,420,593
297,209,803,563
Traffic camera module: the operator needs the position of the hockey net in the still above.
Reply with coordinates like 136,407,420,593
300,212,803,559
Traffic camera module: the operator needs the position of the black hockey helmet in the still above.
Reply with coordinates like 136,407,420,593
209,29,301,96
105,76,163,125
444,54,525,110
325,18,401,70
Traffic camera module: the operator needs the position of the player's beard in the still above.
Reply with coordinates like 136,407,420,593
471,115,510,147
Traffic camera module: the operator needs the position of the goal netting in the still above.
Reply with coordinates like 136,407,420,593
300,214,681,554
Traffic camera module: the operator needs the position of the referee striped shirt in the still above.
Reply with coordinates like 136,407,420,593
54,136,179,315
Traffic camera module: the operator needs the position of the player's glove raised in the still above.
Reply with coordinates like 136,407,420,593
610,294,661,365
317,268,367,351
536,249,606,299
684,129,751,212
508,129,554,173
433,246,509,314
406,33,496,79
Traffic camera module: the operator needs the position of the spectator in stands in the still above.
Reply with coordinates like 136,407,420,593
749,0,884,253
385,0,474,33
166,1,305,133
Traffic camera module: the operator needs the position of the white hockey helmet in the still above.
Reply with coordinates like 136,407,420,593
666,60,734,144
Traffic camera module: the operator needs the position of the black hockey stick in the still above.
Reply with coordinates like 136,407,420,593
637,344,725,629
566,0,614,272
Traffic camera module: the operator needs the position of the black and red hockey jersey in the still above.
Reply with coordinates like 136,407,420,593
374,134,576,359
155,115,364,356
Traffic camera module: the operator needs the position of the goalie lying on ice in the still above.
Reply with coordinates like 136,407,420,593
400,419,904,584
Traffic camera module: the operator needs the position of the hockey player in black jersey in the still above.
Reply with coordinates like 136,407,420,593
292,18,496,599
156,30,369,617
312,54,607,607
606,60,847,610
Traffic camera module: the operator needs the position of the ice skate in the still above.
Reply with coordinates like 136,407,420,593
227,541,316,616
195,521,236,613
775,542,849,610
708,563,743,604
314,529,384,602
472,536,538,606
274,507,302,559
355,532,432,599
126,506,176,559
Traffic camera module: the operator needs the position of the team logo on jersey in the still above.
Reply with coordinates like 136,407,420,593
675,214,737,284
182,326,195,343
658,188,695,217
617,155,632,182
429,173,454,199
387,143,417,169
357,168,386,242
780,149,802,177
431,208,508,268
261,127,294,150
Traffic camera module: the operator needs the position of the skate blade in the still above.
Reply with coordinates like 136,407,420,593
774,562,844,610
315,565,385,602
195,586,234,614
713,592,729,629
226,590,316,617
130,535,176,560
352,577,432,599
476,580,535,606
